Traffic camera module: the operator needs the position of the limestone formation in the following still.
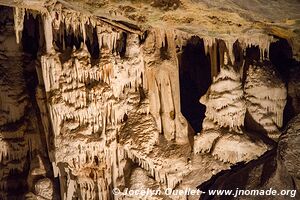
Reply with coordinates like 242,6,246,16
0,1,299,200
200,62,246,132
245,63,287,139
278,114,300,191
288,65,300,115
199,114,300,200
194,61,269,164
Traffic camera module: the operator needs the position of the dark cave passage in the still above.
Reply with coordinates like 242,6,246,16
0,6,32,198
86,25,100,62
179,36,212,133
116,32,127,58
243,38,300,129
269,38,293,81
243,37,295,83
242,45,260,84
22,9,57,181
22,12,40,99
0,7,59,198
22,13,40,58
160,35,170,60
269,38,300,126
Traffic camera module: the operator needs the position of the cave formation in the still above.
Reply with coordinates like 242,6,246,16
0,1,300,200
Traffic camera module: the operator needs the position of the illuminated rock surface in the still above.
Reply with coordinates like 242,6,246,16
0,1,299,200
199,114,300,200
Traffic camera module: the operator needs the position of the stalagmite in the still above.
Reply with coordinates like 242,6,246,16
0,1,299,200
200,59,246,132
194,56,269,164
244,63,287,139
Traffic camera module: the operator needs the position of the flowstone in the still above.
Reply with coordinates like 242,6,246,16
245,63,287,139
194,61,270,164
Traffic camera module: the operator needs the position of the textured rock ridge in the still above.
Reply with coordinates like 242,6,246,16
194,57,270,164
199,114,300,200
245,63,287,139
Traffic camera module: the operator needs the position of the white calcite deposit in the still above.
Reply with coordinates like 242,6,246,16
245,63,287,138
200,59,246,132
0,1,298,200
194,59,269,164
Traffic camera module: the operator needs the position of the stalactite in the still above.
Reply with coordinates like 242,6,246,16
35,8,149,199
239,34,273,60
223,39,236,65
97,25,120,52
209,42,218,78
43,13,54,53
203,36,214,56
13,7,25,44
2,2,290,199
144,28,190,143
202,34,274,77
41,54,61,92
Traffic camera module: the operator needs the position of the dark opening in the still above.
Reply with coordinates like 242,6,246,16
179,36,212,133
233,40,242,64
269,38,300,125
233,40,244,71
0,6,13,28
65,31,83,50
0,7,30,198
138,30,148,44
22,13,40,99
54,24,84,52
54,23,101,64
269,37,293,81
245,45,260,62
22,13,40,57
160,35,170,60
22,10,56,177
116,32,127,58
242,45,260,84
85,25,100,64
53,23,85,63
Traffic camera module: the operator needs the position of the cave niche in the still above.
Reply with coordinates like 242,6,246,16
179,36,212,133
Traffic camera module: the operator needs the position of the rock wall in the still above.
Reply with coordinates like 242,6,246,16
199,114,300,200
0,6,53,199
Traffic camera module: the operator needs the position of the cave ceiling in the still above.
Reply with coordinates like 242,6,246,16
1,0,300,59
